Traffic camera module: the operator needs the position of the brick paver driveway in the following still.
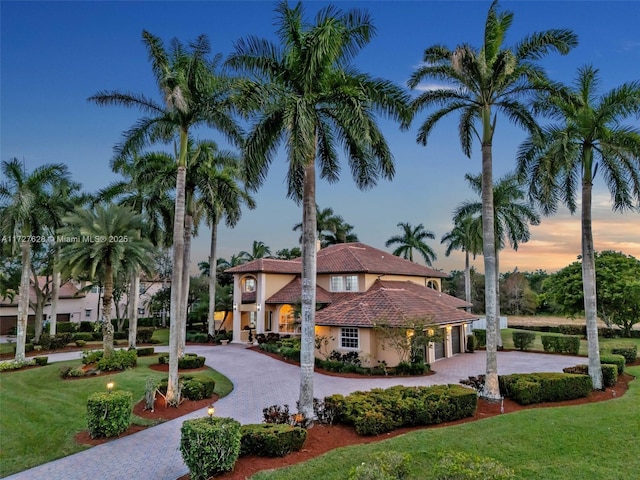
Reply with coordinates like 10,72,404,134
4,345,584,480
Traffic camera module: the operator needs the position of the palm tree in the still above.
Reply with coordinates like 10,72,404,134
385,222,437,265
89,31,242,405
323,221,358,246
97,153,174,348
406,0,576,399
0,159,70,362
293,206,357,247
227,0,409,418
441,213,483,309
517,65,640,389
239,240,273,261
57,204,155,357
455,172,541,345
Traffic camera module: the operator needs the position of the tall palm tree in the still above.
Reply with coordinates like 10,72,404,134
239,240,273,261
441,213,482,308
455,172,541,345
406,0,576,399
385,222,437,265
323,220,358,246
517,65,640,389
293,206,357,247
0,159,70,362
97,153,174,348
227,0,409,418
192,142,255,338
89,31,242,405
57,204,155,357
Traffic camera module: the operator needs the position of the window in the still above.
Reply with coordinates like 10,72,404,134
330,275,359,292
85,309,92,318
243,277,256,292
340,327,359,349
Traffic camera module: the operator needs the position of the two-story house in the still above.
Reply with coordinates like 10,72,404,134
226,242,477,366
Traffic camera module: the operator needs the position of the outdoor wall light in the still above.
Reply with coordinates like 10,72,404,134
207,404,215,420
233,303,237,311
107,381,114,393
256,304,261,312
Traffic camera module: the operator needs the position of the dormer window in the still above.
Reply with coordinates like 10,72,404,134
243,277,256,292
330,275,358,292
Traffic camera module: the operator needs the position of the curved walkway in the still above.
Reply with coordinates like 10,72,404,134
3,346,585,480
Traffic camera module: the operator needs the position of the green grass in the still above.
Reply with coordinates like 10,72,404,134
151,327,170,345
0,354,233,477
252,365,640,480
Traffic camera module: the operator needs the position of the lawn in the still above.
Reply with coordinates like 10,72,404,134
252,365,640,480
0,354,233,477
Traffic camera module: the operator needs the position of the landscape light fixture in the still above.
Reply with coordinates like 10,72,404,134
107,381,114,394
207,405,215,421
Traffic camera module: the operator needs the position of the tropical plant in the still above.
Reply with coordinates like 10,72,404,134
385,221,437,265
89,30,242,405
227,0,409,418
293,206,359,247
0,159,71,361
275,247,302,260
57,204,155,357
441,213,482,309
406,0,576,398
239,240,273,261
517,65,640,388
455,172,541,345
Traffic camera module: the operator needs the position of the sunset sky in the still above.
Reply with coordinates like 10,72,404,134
2,1,639,274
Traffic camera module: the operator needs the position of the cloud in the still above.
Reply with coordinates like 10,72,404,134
620,40,640,52
412,83,456,92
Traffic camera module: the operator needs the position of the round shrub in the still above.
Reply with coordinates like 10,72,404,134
33,356,48,366
180,417,241,480
86,390,132,438
240,424,307,457
183,380,206,401
512,330,536,351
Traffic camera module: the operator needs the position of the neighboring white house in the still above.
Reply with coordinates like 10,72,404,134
0,277,167,335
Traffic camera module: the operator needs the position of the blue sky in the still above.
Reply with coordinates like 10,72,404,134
2,1,639,274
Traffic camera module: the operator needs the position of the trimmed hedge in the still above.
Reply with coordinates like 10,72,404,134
136,328,154,344
610,346,637,364
466,334,477,353
180,417,241,480
563,364,618,388
499,372,592,405
97,349,137,371
472,329,486,347
86,390,132,438
240,424,307,457
325,384,477,436
72,332,94,342
135,347,155,356
158,353,206,369
541,335,580,354
33,356,48,366
512,331,535,351
157,375,215,401
600,354,625,374
55,322,77,333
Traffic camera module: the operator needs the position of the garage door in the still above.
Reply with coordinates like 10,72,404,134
451,326,461,354
434,338,445,359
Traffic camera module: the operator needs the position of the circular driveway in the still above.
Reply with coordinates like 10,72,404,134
4,344,585,480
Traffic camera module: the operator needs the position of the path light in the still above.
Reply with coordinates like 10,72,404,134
107,381,114,394
207,404,215,421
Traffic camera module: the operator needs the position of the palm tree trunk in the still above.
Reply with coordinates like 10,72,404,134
102,263,115,358
167,130,188,406
49,251,61,335
179,213,193,355
464,250,471,312
481,136,501,400
298,160,317,422
127,271,140,348
582,170,603,390
208,218,219,338
15,240,31,363
495,249,503,348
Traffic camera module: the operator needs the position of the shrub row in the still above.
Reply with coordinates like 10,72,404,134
158,353,206,369
240,424,307,457
498,372,592,405
86,390,132,438
510,324,638,339
610,345,637,364
0,359,36,371
600,354,625,374
135,347,155,356
541,335,580,354
158,375,216,401
563,364,618,388
81,349,137,371
512,331,536,351
325,384,477,436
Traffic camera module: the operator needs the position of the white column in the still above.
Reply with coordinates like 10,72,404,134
256,272,266,334
231,275,242,343
445,326,453,358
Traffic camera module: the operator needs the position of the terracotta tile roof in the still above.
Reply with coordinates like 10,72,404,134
265,278,333,304
225,243,446,278
315,279,476,328
1,278,82,306
226,258,301,274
